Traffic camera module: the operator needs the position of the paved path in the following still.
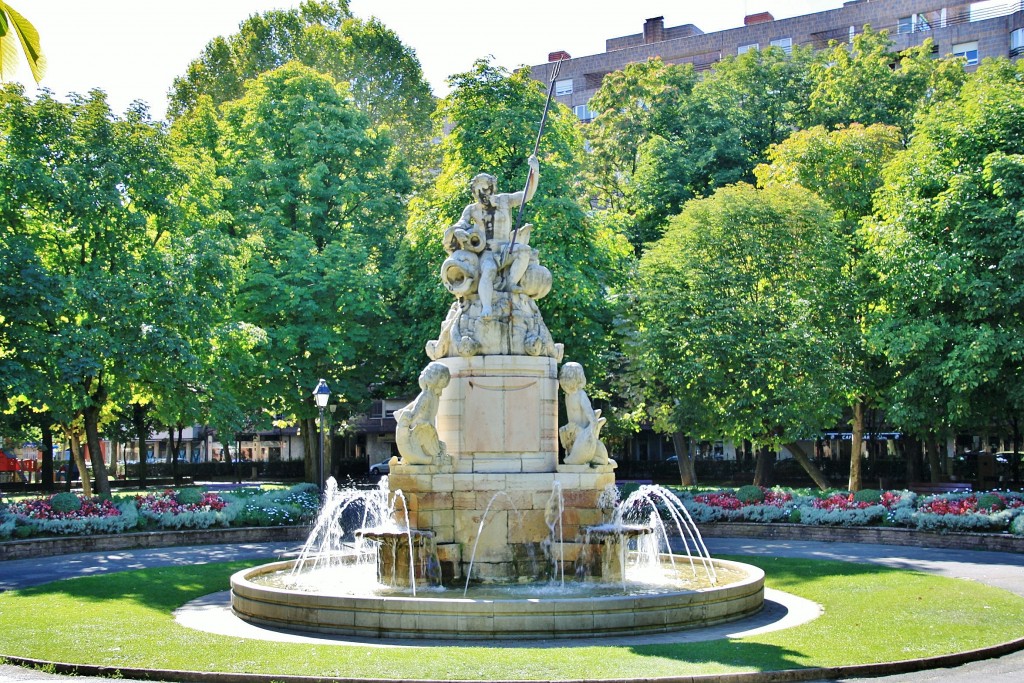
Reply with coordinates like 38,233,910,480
2,539,1023,682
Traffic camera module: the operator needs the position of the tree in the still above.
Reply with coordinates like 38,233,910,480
755,123,903,489
0,2,45,83
864,59,1024,478
216,63,409,480
584,59,696,215
803,27,965,137
635,184,851,488
390,60,632,392
0,87,184,496
168,0,434,180
627,46,815,251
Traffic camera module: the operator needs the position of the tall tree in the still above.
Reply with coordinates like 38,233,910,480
216,63,408,480
635,184,850,488
628,45,814,251
755,123,903,489
168,0,434,181
0,87,183,496
391,60,632,392
864,59,1024,477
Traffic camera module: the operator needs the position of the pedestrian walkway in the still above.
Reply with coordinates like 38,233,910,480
2,538,1023,682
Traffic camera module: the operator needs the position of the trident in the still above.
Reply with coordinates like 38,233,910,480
503,57,564,265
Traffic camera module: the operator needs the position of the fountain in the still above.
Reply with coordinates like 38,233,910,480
230,153,764,639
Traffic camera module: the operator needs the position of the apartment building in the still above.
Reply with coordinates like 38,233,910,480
532,0,1024,121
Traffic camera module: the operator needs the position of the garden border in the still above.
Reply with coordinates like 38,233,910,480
700,522,1024,553
3,522,1022,563
0,525,310,561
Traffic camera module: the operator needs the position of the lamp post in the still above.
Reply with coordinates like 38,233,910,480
313,379,331,489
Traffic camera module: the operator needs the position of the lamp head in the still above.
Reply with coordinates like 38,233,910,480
313,378,331,409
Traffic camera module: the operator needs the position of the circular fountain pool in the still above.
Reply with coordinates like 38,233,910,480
230,556,764,640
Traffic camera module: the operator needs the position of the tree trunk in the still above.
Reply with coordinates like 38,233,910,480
303,416,317,484
133,402,148,485
753,446,775,487
82,404,111,497
926,435,943,483
848,399,865,491
787,441,831,491
67,430,92,497
670,432,697,486
170,423,183,486
40,420,55,491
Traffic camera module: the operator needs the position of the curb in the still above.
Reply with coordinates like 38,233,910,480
0,525,310,561
4,522,1022,561
701,522,1024,553
4,635,1024,682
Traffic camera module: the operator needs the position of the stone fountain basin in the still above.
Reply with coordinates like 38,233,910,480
230,558,765,640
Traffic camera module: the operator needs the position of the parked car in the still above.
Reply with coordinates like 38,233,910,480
369,460,390,476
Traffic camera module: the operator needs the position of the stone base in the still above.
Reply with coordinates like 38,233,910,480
387,469,617,582
435,355,558,473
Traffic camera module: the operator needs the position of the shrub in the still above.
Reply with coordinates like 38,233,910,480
799,504,887,527
1011,515,1024,536
976,493,1004,511
854,489,882,505
175,488,205,506
50,493,83,514
736,485,765,504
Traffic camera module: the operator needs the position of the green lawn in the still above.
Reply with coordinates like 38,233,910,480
1,556,1023,680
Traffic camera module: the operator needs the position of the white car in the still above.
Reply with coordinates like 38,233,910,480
369,460,390,476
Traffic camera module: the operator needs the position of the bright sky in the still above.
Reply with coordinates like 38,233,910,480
8,0,844,121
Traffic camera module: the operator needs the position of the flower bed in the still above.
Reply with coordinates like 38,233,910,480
679,486,1024,534
0,483,319,540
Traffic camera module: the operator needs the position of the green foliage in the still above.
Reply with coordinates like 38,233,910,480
864,59,1024,437
635,183,851,445
49,493,82,514
0,2,47,83
736,485,765,504
755,123,902,229
1011,515,1024,536
216,62,409,423
803,28,965,136
174,488,204,506
168,1,434,180
976,492,1004,511
853,489,882,504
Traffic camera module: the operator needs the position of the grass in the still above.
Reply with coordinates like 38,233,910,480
1,556,1023,679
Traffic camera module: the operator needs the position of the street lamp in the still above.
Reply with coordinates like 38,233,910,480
313,379,331,489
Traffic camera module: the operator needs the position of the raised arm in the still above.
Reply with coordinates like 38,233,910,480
506,155,540,207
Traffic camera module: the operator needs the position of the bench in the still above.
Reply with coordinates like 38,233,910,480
909,481,973,495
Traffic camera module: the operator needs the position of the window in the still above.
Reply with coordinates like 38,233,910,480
897,16,913,34
555,79,573,96
737,43,759,54
573,102,596,122
1011,28,1024,58
953,41,979,65
770,37,792,55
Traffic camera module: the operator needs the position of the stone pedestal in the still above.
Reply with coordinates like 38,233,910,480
435,355,559,473
387,355,619,582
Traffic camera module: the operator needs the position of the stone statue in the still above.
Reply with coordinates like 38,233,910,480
394,362,451,465
428,156,561,361
559,362,613,467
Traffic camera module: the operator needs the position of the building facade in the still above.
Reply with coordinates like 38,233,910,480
532,0,1024,121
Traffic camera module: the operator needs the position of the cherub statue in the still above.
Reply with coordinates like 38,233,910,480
558,362,613,467
394,362,451,465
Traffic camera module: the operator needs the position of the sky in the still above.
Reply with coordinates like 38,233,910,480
8,0,844,121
